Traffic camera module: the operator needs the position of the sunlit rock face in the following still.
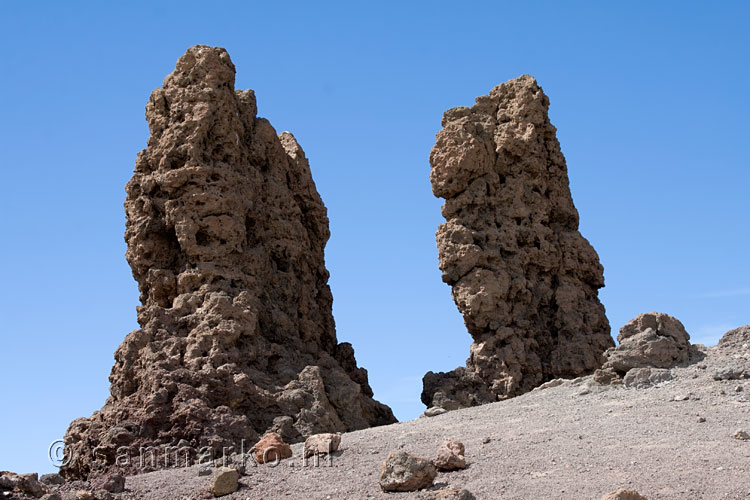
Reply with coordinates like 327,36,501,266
61,45,395,479
422,75,613,410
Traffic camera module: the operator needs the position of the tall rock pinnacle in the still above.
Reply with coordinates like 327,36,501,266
61,46,395,479
422,75,614,409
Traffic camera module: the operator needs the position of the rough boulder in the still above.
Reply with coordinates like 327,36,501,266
422,75,613,410
595,312,693,384
60,45,395,480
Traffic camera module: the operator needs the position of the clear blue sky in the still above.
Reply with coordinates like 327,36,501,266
1,1,748,475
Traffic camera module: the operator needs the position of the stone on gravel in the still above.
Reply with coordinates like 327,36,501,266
75,491,94,500
732,429,749,441
422,75,613,410
40,494,62,500
597,313,692,384
601,488,648,500
198,467,212,477
254,433,293,464
623,367,672,389
211,467,239,497
93,473,125,493
434,440,466,471
303,433,341,457
423,407,448,417
713,366,746,381
420,487,476,499
39,473,64,486
379,450,437,492
60,45,395,480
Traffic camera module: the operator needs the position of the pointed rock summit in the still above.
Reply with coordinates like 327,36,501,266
61,45,395,479
422,75,614,409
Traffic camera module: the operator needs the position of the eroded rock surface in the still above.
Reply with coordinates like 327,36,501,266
60,45,394,480
253,433,293,464
303,433,341,457
422,75,613,409
433,440,466,471
595,312,693,384
718,325,750,348
379,451,437,492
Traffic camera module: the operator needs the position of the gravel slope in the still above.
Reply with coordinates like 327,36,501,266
58,340,750,500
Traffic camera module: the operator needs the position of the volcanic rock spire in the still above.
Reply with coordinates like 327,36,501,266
61,45,395,479
422,75,614,410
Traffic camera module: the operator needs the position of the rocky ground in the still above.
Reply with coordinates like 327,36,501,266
26,329,748,500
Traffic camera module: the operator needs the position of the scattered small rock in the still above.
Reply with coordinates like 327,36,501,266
601,488,649,500
424,407,448,417
379,450,437,492
198,466,213,477
697,416,706,423
75,491,95,500
434,440,467,471
211,467,240,497
673,394,690,401
304,433,342,457
482,436,491,444
253,432,293,464
40,494,62,500
735,385,744,392
39,473,64,486
732,429,750,441
420,487,476,499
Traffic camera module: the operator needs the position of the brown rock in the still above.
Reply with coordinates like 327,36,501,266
75,491,95,500
59,45,394,480
0,472,45,498
601,488,649,500
433,440,466,471
422,75,613,409
253,433,293,464
598,313,692,384
210,467,239,497
92,474,124,493
379,450,437,492
39,474,64,486
303,433,341,457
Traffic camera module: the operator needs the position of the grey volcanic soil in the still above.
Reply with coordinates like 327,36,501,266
61,340,750,499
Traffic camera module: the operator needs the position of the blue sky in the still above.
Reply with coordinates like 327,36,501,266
1,1,748,475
